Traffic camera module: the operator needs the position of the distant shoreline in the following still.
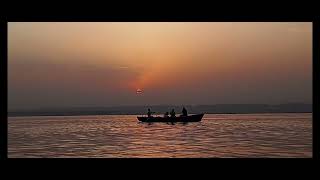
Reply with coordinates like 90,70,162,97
8,104,312,117
8,111,312,117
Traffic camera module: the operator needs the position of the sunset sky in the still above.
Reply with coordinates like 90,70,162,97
8,22,312,110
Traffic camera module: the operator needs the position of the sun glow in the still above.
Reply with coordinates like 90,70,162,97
136,88,143,94
8,22,312,108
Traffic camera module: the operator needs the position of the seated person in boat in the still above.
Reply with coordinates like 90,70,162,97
147,108,155,118
164,111,169,118
181,107,188,117
170,109,176,117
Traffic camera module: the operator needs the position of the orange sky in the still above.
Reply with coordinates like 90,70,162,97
8,22,312,109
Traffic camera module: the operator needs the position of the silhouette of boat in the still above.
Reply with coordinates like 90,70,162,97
137,113,204,122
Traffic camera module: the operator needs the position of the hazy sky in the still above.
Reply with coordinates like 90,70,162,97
8,22,312,109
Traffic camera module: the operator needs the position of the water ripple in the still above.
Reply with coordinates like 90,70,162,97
8,113,312,158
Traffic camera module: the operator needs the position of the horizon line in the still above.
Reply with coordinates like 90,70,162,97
8,102,312,111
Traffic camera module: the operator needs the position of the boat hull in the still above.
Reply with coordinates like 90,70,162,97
137,114,204,122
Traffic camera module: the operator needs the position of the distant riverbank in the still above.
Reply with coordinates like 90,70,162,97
8,103,312,117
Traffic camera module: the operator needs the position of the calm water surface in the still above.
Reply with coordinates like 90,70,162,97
8,113,312,158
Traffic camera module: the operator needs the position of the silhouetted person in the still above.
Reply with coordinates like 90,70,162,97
170,109,176,117
147,108,153,117
164,111,169,118
182,107,188,116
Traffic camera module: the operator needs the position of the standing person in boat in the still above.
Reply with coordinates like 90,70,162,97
182,107,188,116
170,109,176,117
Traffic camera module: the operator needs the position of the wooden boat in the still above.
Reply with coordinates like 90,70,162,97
137,113,204,122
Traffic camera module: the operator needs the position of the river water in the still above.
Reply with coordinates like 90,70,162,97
8,113,312,158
